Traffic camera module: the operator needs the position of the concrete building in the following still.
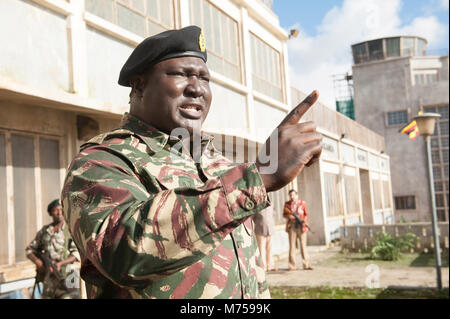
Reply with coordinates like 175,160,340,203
0,0,392,296
351,36,449,223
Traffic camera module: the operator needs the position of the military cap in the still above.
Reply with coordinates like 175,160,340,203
47,199,62,213
118,25,207,87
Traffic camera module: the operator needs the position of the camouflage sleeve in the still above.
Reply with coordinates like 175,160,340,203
62,149,269,288
68,239,81,262
25,228,43,257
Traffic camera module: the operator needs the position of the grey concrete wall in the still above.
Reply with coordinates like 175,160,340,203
352,56,449,222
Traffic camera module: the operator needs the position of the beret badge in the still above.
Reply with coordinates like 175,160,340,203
199,30,206,53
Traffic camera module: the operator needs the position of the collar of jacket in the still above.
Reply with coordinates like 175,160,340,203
120,113,215,155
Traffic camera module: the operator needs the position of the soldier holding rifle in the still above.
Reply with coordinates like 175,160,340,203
283,190,313,271
26,199,80,299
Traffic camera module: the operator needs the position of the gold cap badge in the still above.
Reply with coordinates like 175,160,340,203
199,30,206,53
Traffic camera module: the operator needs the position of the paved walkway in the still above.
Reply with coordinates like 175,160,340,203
266,246,449,288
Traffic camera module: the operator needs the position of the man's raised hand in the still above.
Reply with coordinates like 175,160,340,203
256,90,323,192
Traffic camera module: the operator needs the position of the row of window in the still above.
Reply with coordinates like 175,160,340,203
85,0,285,102
324,172,392,218
394,105,449,221
386,105,448,127
414,73,438,86
352,37,427,64
426,105,449,221
395,194,448,221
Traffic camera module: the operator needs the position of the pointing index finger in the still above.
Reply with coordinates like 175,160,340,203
279,90,319,127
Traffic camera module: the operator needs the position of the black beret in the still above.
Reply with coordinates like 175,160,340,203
118,25,208,87
47,199,62,213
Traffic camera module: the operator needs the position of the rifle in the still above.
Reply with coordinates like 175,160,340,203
31,251,67,299
293,213,313,233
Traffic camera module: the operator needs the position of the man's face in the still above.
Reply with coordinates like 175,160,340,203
133,56,212,135
289,192,298,201
49,206,64,223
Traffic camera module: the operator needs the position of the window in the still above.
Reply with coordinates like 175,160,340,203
11,134,37,262
190,0,241,82
431,137,439,148
372,179,383,210
382,180,392,209
344,174,360,215
352,43,368,64
440,122,449,135
387,110,408,126
416,39,426,56
368,39,383,61
324,173,343,217
0,130,62,265
436,194,445,207
438,106,448,119
402,37,415,56
432,150,440,163
85,0,175,37
395,196,416,210
433,165,441,177
386,38,400,57
251,33,283,102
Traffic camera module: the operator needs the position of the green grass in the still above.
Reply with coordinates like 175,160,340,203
269,286,450,299
315,251,449,268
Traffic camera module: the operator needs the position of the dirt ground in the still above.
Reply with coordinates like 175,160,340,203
265,246,450,288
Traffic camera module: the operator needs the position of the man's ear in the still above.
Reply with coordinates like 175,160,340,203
130,74,146,99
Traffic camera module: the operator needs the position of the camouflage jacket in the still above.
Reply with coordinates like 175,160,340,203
26,222,81,298
26,222,80,264
61,113,271,299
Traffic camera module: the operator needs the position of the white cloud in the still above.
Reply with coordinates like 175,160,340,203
286,0,448,109
440,0,449,10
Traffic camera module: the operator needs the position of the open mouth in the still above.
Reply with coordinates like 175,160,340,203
179,104,203,119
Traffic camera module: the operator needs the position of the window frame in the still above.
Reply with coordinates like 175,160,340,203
85,0,176,38
386,110,409,127
249,31,285,103
0,128,64,266
394,195,417,210
189,0,242,84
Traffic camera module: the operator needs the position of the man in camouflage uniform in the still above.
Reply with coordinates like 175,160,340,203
26,199,81,299
61,26,322,298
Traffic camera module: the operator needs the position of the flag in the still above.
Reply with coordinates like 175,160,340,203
399,120,419,140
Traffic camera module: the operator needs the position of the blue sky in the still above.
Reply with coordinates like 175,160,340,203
272,0,449,107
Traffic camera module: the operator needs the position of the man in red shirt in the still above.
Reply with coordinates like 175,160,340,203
283,190,313,270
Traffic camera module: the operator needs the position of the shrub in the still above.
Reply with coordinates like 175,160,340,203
369,232,418,261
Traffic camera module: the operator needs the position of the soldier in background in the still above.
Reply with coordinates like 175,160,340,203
283,190,313,271
61,26,322,298
26,199,80,299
